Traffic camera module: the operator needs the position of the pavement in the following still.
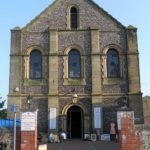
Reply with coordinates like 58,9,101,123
46,140,120,150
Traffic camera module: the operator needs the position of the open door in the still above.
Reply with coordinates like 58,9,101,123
67,106,83,139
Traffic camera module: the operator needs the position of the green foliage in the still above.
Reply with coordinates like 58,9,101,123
0,100,5,109
0,109,7,119
0,100,6,119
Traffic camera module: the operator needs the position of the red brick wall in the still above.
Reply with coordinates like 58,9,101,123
119,117,141,150
16,131,37,150
16,130,21,150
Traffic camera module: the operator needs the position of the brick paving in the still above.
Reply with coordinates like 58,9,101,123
47,140,120,150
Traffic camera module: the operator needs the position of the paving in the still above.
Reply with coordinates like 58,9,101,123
46,140,120,150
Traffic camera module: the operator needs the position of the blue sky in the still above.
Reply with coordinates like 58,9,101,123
0,0,150,101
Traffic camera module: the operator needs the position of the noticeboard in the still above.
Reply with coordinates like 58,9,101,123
21,112,36,131
49,108,56,129
94,107,101,128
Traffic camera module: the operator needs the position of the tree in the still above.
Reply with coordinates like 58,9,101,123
0,100,5,108
0,97,6,118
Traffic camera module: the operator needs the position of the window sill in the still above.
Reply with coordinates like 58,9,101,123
24,78,43,86
63,78,86,85
103,78,125,85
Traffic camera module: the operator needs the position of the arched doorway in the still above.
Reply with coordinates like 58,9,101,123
67,106,83,139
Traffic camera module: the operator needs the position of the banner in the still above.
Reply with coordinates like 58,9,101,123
94,107,101,128
49,107,57,129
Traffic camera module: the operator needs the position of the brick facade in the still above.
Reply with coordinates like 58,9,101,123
8,0,143,136
143,96,150,125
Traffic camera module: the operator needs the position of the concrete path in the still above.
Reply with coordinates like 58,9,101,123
47,140,120,150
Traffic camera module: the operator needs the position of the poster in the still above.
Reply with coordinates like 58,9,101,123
94,107,101,128
49,107,57,129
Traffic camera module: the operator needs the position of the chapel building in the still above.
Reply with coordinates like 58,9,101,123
8,0,143,138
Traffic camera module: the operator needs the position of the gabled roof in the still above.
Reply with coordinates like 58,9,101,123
23,0,125,30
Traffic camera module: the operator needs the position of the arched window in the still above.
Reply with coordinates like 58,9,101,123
107,49,120,78
30,50,42,79
70,7,78,29
68,49,81,78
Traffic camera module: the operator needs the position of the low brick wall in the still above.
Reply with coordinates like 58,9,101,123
118,111,150,150
119,117,141,150
136,125,150,150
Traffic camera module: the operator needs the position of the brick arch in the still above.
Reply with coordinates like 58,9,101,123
62,102,88,116
102,44,124,55
26,45,44,55
64,44,84,55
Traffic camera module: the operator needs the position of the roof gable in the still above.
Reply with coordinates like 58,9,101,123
23,0,125,31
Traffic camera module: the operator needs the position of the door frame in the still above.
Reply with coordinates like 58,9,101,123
62,103,89,139
67,106,83,138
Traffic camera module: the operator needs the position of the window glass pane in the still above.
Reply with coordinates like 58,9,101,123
71,7,78,29
68,49,81,78
107,49,120,78
30,50,42,79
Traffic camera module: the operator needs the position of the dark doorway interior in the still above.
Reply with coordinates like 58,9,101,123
67,106,83,139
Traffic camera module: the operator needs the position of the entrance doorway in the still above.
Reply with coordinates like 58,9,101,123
67,106,83,139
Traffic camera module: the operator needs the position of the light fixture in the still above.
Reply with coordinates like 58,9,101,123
72,93,78,98
72,93,78,103
14,87,19,92
26,94,31,110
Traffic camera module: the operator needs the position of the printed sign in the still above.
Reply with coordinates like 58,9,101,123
49,108,56,129
21,112,36,131
94,107,101,128
38,144,47,150
10,104,20,112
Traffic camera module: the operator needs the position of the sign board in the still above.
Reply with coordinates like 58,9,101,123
10,104,20,112
38,144,47,150
91,134,97,141
101,134,110,141
94,107,101,128
49,108,56,129
21,112,36,131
